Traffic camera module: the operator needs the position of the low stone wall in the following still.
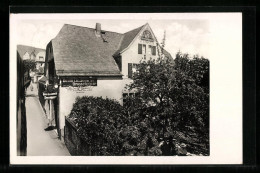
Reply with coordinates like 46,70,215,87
64,117,93,156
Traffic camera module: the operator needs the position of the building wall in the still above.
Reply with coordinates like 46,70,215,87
36,51,46,70
50,25,164,138
121,25,159,79
59,77,123,132
17,52,28,156
23,52,30,60
36,51,46,61
30,53,36,60
36,62,45,70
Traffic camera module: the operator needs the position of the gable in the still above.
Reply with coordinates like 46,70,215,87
114,23,159,56
17,45,46,60
36,51,46,62
23,52,30,59
113,25,144,56
46,23,172,77
136,24,158,45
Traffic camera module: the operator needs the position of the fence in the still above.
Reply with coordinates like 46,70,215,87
64,117,94,156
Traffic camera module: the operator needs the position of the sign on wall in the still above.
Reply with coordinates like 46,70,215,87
61,77,97,87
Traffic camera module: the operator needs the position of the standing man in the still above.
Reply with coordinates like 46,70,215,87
160,137,171,156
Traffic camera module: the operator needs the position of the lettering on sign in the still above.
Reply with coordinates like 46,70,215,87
65,86,94,92
61,77,97,92
61,77,97,87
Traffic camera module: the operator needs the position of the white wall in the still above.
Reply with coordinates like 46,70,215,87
58,25,162,135
30,53,36,60
59,78,123,132
121,25,159,78
36,51,46,61
22,52,30,60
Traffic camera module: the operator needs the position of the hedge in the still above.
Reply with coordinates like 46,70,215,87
67,96,161,156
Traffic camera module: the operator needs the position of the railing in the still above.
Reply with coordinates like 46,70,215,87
64,117,94,156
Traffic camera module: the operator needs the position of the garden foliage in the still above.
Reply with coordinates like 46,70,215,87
23,59,36,72
68,51,209,156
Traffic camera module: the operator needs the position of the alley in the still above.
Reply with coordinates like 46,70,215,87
25,83,70,156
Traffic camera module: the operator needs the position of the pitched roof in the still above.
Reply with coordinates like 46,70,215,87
51,24,123,76
17,45,45,58
50,23,172,76
113,24,145,56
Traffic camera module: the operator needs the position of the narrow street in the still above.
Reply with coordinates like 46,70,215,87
25,82,70,156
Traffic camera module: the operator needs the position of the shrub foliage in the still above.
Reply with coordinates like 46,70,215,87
68,51,209,156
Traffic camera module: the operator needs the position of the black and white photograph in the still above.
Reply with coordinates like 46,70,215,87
10,13,242,164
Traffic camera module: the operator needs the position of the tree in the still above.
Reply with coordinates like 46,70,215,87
23,59,36,72
175,52,209,92
174,52,209,131
126,52,209,155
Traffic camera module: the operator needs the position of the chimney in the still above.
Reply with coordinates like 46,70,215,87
95,23,101,37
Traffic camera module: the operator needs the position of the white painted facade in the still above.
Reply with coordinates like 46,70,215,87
119,24,161,95
58,78,124,131
22,52,30,60
35,51,46,70
121,25,159,78
45,23,166,137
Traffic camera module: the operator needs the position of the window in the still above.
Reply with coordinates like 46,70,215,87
39,56,44,60
128,63,133,78
142,45,146,54
141,30,153,41
138,44,147,55
132,64,138,74
128,63,138,79
152,46,156,55
138,44,142,54
148,45,151,54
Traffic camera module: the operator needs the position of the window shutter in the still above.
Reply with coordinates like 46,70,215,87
138,44,142,54
152,46,156,55
128,63,133,78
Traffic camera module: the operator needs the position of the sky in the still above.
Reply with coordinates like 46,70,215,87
12,13,210,59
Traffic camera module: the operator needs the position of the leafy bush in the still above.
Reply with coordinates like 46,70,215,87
23,59,36,72
68,96,126,155
126,52,209,155
68,96,163,156
67,51,209,156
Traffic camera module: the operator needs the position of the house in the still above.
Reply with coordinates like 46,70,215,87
35,51,46,70
44,23,172,139
17,45,46,82
17,45,45,62
16,47,32,156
